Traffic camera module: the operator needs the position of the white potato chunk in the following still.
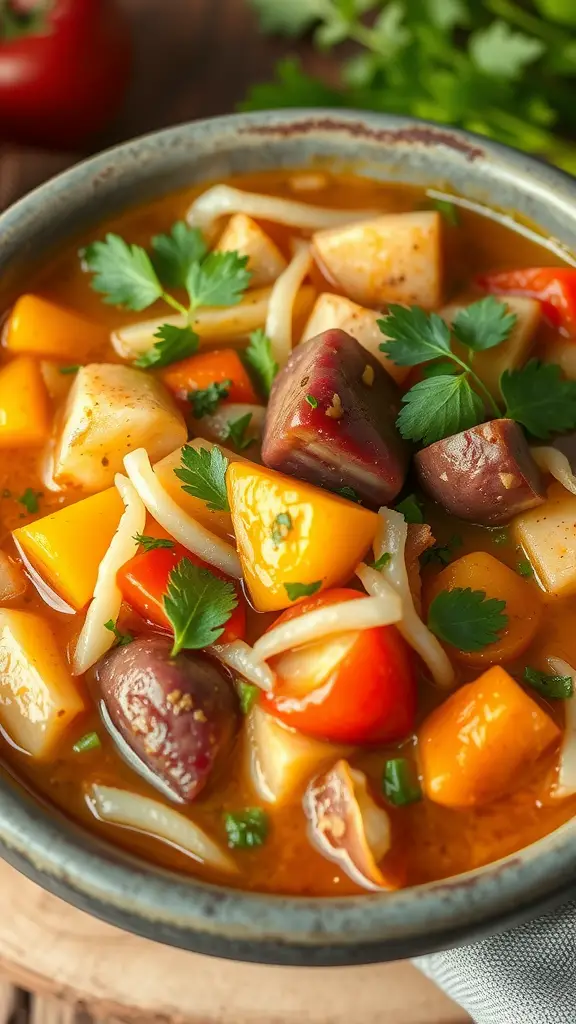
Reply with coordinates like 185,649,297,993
0,609,83,757
53,364,186,492
301,292,409,385
0,552,26,602
514,484,576,596
215,213,286,288
442,294,541,400
543,339,576,381
312,211,442,309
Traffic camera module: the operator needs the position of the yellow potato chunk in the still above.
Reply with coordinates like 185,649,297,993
312,211,442,309
514,484,576,596
14,488,124,609
3,294,105,359
0,609,83,757
0,356,50,448
215,213,287,288
52,364,187,491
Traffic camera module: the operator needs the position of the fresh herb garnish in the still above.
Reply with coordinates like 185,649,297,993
134,324,199,370
516,559,534,577
18,488,41,514
237,681,260,714
134,534,176,553
271,511,293,547
368,552,392,571
421,535,462,567
427,587,508,652
523,666,574,700
382,758,422,807
103,620,134,647
395,494,424,524
500,360,576,439
224,807,269,849
189,379,232,419
338,485,361,503
175,445,230,512
73,731,101,754
431,198,459,226
83,234,165,311
225,413,255,450
151,222,207,288
284,580,322,601
59,365,81,375
187,251,251,310
244,328,278,398
305,393,319,408
163,558,237,657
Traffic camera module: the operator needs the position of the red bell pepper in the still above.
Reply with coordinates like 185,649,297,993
0,0,132,150
478,267,576,336
117,542,247,645
263,589,416,745
160,349,261,406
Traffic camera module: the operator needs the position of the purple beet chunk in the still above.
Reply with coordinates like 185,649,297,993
415,419,546,525
261,329,410,507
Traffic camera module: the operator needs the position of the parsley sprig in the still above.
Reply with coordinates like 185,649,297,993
164,558,238,656
175,445,230,512
244,328,279,398
189,380,232,419
428,587,508,652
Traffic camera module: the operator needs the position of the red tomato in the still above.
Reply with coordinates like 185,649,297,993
478,267,576,337
0,0,132,150
263,589,416,745
117,542,246,645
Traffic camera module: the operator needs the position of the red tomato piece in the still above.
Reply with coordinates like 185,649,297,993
263,589,416,745
117,542,246,645
160,349,260,405
478,267,576,336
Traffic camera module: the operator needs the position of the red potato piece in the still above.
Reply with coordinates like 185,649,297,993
261,329,410,508
415,419,545,525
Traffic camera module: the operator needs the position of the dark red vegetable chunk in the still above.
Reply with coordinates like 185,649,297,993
96,637,238,803
415,419,546,525
261,329,410,507
553,431,576,470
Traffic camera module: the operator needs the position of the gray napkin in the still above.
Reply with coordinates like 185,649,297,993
417,899,576,1023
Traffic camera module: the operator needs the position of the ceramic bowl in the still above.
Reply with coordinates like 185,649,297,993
1,110,575,965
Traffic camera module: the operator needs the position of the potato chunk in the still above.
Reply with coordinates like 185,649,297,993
312,211,442,309
215,213,286,288
0,609,83,757
514,483,576,596
52,364,186,491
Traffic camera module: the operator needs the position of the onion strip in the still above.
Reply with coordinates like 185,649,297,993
73,474,145,676
265,243,312,368
532,446,576,496
253,594,401,662
123,448,241,578
210,639,274,692
547,656,576,797
89,784,236,873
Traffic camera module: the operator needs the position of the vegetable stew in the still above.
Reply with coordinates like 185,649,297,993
1,169,576,896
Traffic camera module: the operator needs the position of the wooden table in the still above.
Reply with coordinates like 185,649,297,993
0,1,471,1020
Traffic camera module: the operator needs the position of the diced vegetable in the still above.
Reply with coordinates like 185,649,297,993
263,589,416,744
0,609,84,757
153,438,244,540
415,419,546,525
514,483,576,596
261,329,410,508
478,267,576,335
418,666,560,807
160,347,260,404
215,213,287,288
13,487,124,610
0,356,50,447
312,211,442,309
301,292,410,385
2,295,105,359
0,552,26,602
425,551,541,665
52,364,187,492
226,461,379,612
191,403,265,449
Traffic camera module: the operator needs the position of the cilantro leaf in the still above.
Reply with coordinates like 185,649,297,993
237,681,260,714
368,552,392,571
134,324,199,370
244,329,278,397
516,559,533,577
523,666,574,699
151,222,207,288
501,360,576,439
378,305,452,366
189,380,232,419
18,488,41,514
421,359,459,379
134,534,175,553
397,374,485,445
103,619,134,647
224,807,269,849
186,251,251,310
452,296,517,353
164,558,238,656
175,445,230,512
83,234,163,311
305,394,319,408
428,587,508,652
225,413,255,450
421,535,462,567
382,758,422,807
284,580,322,601
469,20,545,81
395,494,424,524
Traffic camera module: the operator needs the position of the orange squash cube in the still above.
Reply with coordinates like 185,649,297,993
0,356,50,447
3,294,105,360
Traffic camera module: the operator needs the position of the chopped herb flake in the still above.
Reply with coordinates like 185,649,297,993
382,758,422,807
523,666,573,700
224,807,269,848
284,580,322,601
73,731,101,754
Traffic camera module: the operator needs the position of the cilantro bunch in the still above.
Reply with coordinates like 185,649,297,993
244,0,576,172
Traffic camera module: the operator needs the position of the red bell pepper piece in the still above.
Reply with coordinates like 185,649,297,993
160,349,261,406
263,588,416,745
117,542,246,645
478,267,576,336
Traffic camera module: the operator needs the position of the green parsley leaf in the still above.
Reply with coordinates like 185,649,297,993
368,552,392,571
83,234,163,311
382,758,422,807
501,360,576,439
378,304,452,366
428,587,508,652
469,20,545,81
338,485,361,503
397,374,485,445
305,394,319,408
284,580,322,601
237,681,260,715
103,620,134,647
431,198,460,225
395,494,424,524
134,323,199,370
244,329,279,398
186,251,251,310
189,379,232,419
452,296,517,353
151,222,207,288
224,807,269,849
248,0,325,36
516,559,533,577
523,666,574,699
271,511,293,547
18,488,41,514
420,360,459,379
163,558,238,656
72,731,101,754
421,535,462,567
240,57,343,112
134,534,175,553
175,445,230,513
59,364,81,375
225,413,255,451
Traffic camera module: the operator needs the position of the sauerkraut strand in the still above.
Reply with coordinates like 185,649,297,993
265,242,313,367
547,656,576,797
532,446,576,496
210,639,274,692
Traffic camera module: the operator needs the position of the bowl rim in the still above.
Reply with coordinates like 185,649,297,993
1,107,576,966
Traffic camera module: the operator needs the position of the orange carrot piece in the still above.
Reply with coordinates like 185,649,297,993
418,666,560,808
0,356,50,447
3,295,105,360
160,348,260,404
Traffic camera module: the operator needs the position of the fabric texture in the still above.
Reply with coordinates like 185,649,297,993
417,900,576,1023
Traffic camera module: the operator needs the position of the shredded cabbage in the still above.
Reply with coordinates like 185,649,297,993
547,656,576,797
532,446,576,496
210,639,274,692
265,242,312,368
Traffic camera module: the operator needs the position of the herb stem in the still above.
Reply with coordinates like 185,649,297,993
446,352,501,419
162,292,188,317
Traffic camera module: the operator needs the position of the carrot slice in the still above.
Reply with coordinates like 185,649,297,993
160,348,260,404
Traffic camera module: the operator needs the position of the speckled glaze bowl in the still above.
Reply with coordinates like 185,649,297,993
1,110,576,966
